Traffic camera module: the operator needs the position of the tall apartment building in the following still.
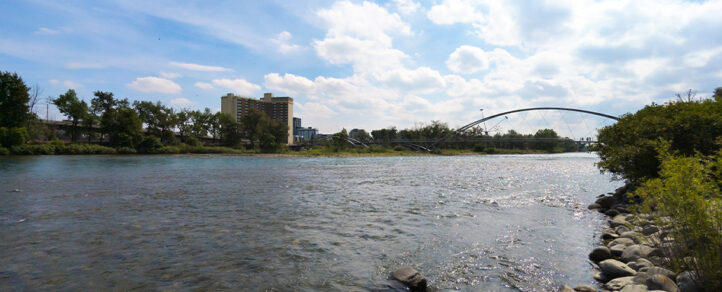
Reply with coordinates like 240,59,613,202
220,92,294,144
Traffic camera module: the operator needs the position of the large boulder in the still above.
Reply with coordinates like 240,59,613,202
621,245,662,263
640,266,676,279
599,259,636,278
620,284,649,292
609,237,635,247
610,214,629,228
560,284,575,292
602,230,619,241
589,246,612,263
645,274,678,292
391,267,427,291
620,231,643,242
627,258,654,271
676,271,700,292
642,225,659,236
573,285,596,292
610,244,627,257
605,276,634,290
596,196,617,209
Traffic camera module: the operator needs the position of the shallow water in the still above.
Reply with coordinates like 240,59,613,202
0,153,620,291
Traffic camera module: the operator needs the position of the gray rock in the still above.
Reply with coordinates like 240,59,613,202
640,266,676,279
593,272,610,283
610,214,629,228
599,259,636,278
645,274,678,292
609,237,635,247
621,244,659,262
602,230,619,241
626,258,654,271
642,226,659,236
620,231,642,241
605,276,634,290
611,244,627,257
391,267,427,291
560,284,575,292
589,246,612,263
676,271,700,292
596,196,617,209
573,285,597,292
615,225,632,234
588,203,602,210
620,284,649,292
605,209,620,217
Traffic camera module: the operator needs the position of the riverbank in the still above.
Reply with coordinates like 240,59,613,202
560,185,699,292
1,141,568,157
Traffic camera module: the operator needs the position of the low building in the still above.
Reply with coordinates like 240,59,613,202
292,117,318,141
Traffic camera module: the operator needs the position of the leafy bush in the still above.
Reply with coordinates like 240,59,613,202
116,147,137,154
58,143,116,154
393,145,404,151
597,97,722,182
11,144,55,155
0,147,9,155
0,127,29,147
473,144,486,153
137,136,164,153
184,136,201,147
157,146,181,154
632,143,721,290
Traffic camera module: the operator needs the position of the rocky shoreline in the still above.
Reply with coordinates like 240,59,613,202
561,185,700,292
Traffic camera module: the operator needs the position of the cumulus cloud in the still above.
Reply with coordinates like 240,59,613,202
377,67,446,93
49,79,83,89
446,45,490,74
272,31,303,54
212,78,261,95
393,0,421,15
263,73,314,96
170,97,193,105
427,0,482,25
169,61,232,72
159,71,180,79
127,77,182,94
194,82,214,90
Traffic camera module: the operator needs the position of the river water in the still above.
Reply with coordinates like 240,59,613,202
0,153,620,291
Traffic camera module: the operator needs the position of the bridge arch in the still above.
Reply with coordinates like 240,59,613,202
430,107,620,149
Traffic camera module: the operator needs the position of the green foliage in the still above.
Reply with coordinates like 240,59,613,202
137,136,164,153
0,127,29,147
53,89,88,142
0,71,31,127
331,128,349,151
240,108,288,151
133,100,176,143
109,107,143,148
184,136,201,147
116,147,137,154
0,147,8,155
217,113,241,147
473,144,486,153
597,97,722,182
632,143,721,290
56,143,116,154
534,128,559,152
11,144,56,155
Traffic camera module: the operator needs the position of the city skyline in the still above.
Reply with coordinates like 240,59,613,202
2,0,721,134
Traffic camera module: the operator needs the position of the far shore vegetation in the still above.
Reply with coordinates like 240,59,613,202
595,88,722,290
2,71,584,156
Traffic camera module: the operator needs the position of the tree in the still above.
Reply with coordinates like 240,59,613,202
175,109,191,143
239,108,288,151
217,113,241,146
534,128,559,152
331,128,349,151
208,112,221,142
0,71,31,127
597,93,722,182
372,127,397,145
133,101,176,143
109,106,142,148
52,89,87,142
91,91,117,142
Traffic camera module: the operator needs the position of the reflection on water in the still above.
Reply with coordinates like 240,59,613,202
0,153,620,291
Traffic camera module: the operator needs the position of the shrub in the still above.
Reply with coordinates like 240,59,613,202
137,136,164,153
393,145,404,151
0,147,8,155
116,147,137,154
10,144,55,155
0,127,29,147
473,144,486,153
157,146,181,154
184,136,201,147
58,143,116,154
597,97,722,182
632,142,721,290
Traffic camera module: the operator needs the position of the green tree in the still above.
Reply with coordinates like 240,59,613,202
597,95,722,182
0,71,31,128
534,128,559,152
175,109,191,143
331,128,349,151
110,106,142,148
208,112,221,142
52,89,88,142
133,101,176,143
240,108,288,151
91,91,118,142
217,113,241,147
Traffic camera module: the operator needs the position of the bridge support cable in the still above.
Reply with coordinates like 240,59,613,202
430,107,620,150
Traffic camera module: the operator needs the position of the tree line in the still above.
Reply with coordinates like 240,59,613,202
0,71,288,154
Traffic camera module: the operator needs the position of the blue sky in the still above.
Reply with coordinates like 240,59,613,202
2,0,721,135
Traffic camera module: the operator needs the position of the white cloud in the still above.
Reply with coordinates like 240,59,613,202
446,45,490,74
65,62,104,69
35,27,60,35
194,82,214,90
159,71,180,79
377,67,446,93
169,61,232,72
170,97,193,105
427,0,482,25
264,73,315,96
272,31,303,54
393,0,421,15
212,78,261,96
49,79,83,89
127,77,182,94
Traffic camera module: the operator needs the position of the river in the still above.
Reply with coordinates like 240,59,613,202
0,153,621,291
